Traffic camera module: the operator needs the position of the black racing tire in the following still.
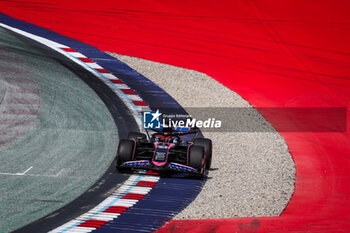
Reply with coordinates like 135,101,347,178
116,139,135,171
127,132,147,140
189,145,205,177
194,138,212,169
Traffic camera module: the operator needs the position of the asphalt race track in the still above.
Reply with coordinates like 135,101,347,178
0,26,136,232
1,0,350,232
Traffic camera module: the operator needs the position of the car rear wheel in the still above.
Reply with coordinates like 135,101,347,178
128,132,147,140
189,145,205,177
116,139,135,171
194,138,212,169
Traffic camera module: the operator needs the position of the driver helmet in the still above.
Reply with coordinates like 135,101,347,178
162,127,173,134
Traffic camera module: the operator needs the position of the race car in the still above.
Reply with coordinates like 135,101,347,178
116,127,212,177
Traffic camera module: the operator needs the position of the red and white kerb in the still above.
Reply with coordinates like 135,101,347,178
59,47,150,115
49,175,159,233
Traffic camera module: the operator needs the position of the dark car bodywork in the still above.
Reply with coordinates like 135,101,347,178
117,128,207,176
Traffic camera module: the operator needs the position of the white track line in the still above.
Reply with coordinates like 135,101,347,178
0,166,33,176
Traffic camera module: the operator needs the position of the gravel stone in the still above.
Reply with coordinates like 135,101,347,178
108,53,295,219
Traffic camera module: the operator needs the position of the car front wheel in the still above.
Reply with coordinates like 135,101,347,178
189,145,205,177
116,139,135,171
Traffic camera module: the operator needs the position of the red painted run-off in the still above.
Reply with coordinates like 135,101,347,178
1,0,350,232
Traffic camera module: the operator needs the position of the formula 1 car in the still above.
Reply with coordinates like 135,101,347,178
116,127,212,177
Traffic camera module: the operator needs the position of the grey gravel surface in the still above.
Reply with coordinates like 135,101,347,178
108,53,295,219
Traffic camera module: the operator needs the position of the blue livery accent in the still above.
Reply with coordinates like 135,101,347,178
124,161,149,167
170,163,197,172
